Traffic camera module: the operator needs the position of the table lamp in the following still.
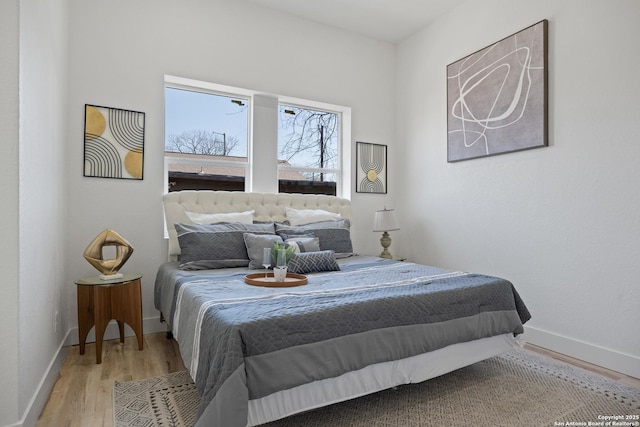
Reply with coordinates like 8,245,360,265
373,207,400,259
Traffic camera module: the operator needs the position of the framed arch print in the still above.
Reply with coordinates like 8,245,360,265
84,104,145,179
356,142,387,194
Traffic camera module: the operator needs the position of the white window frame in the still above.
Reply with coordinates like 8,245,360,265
164,77,252,194
164,74,351,198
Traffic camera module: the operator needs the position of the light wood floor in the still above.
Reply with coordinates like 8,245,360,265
37,333,185,427
36,333,640,427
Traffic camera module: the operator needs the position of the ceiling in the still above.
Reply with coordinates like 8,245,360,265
245,0,467,44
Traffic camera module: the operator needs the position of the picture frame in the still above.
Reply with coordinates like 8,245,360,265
356,141,387,194
447,19,548,162
84,104,145,179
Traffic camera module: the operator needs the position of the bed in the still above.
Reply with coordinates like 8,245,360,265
155,190,531,427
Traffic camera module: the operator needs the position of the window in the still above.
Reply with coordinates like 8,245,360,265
278,105,339,195
164,86,249,192
164,75,351,197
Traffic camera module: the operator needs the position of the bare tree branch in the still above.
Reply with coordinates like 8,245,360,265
279,107,338,176
166,130,239,156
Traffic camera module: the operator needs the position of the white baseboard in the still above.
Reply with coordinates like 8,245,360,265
524,325,640,379
64,315,168,347
18,329,70,427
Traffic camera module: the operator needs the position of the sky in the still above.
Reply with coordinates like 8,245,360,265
165,87,249,157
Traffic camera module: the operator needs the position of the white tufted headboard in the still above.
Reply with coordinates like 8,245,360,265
163,190,352,261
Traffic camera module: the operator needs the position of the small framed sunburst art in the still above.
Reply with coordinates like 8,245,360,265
356,142,387,194
83,104,145,180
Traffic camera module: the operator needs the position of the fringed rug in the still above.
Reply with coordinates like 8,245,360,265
113,349,639,427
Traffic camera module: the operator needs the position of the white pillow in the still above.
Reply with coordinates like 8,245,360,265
185,210,254,225
285,207,340,226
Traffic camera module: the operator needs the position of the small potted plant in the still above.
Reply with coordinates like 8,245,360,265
272,242,295,281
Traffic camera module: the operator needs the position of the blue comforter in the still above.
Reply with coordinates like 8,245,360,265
154,256,530,426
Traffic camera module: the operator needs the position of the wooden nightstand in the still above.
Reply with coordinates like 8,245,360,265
75,273,144,364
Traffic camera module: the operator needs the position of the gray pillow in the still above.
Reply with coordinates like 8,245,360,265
287,250,341,274
175,222,275,269
179,259,249,271
275,219,353,256
243,233,284,269
284,236,320,254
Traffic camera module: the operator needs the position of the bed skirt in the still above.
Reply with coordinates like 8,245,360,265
247,333,516,426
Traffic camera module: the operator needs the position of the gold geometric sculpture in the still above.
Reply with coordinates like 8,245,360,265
83,229,134,278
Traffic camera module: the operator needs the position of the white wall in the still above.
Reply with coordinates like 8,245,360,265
396,0,640,377
64,0,396,342
0,1,21,424
18,0,70,424
0,0,70,425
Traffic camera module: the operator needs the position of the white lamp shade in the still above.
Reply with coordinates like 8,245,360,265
373,208,400,232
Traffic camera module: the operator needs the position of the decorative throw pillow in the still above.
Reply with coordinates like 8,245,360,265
276,219,353,257
277,232,314,241
185,210,254,225
284,236,321,254
243,233,284,269
175,222,274,269
287,250,341,274
285,207,340,226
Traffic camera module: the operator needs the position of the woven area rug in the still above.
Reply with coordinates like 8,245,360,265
113,348,640,427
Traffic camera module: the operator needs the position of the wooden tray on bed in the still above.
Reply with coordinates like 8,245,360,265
245,272,308,287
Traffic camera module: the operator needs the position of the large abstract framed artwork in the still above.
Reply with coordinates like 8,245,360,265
84,104,145,179
447,20,548,162
356,142,387,194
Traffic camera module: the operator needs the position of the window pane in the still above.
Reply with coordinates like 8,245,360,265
165,87,248,191
277,169,336,182
167,154,246,192
278,105,339,171
277,105,339,196
278,179,336,196
165,87,248,157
